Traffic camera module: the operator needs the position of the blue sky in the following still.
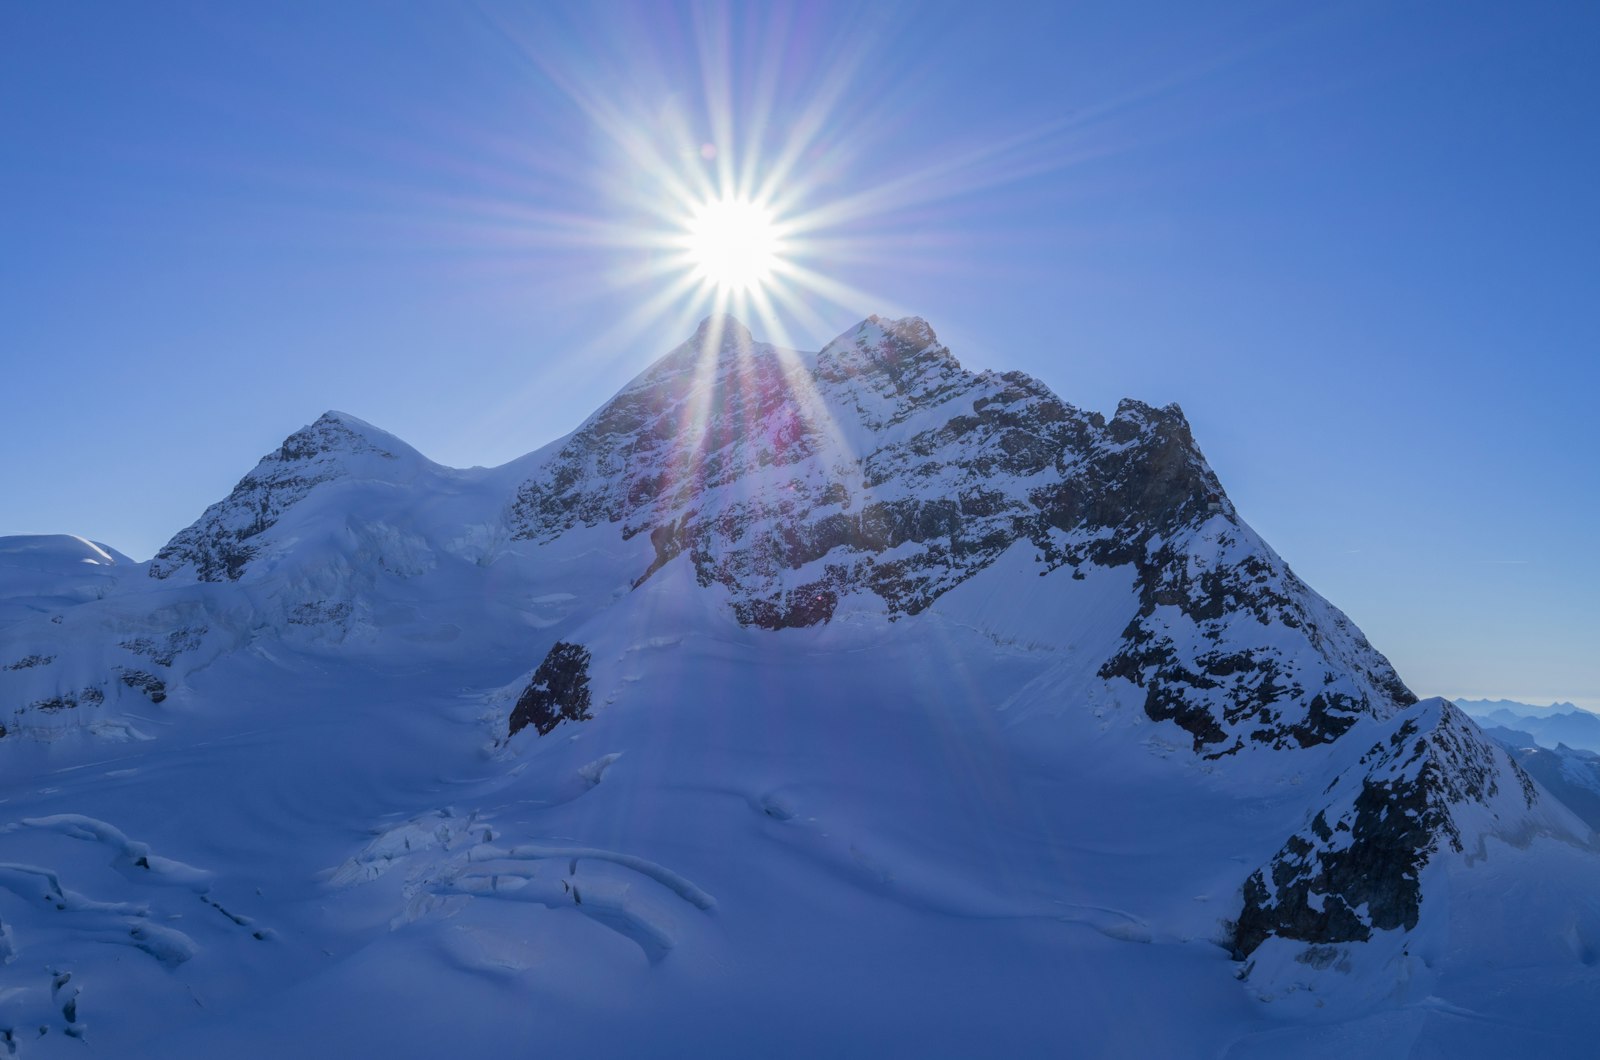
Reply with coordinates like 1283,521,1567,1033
3,1,1597,707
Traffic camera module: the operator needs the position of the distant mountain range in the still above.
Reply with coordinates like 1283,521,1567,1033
1457,699,1600,834
1456,698,1600,753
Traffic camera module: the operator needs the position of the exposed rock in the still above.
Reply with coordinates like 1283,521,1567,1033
287,602,353,626
29,687,105,713
1099,526,1415,756
1232,700,1536,958
508,642,594,738
120,627,207,668
116,669,168,704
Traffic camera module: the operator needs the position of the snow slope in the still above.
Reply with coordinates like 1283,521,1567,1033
0,536,132,633
1,316,1596,1057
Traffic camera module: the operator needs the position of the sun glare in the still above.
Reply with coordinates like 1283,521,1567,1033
683,197,784,294
478,5,1023,358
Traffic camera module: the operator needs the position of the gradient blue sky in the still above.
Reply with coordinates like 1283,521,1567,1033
3,1,1597,707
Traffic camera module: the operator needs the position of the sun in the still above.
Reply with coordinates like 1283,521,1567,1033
682,197,785,294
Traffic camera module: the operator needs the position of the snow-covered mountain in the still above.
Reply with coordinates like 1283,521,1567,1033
2,316,1596,1057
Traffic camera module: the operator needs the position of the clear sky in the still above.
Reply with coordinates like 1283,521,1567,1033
3,1,1597,708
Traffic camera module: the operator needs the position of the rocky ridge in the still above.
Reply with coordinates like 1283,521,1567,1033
1234,698,1537,958
508,314,1415,754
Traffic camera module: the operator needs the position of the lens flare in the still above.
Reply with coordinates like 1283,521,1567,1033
683,197,784,294
456,4,1107,381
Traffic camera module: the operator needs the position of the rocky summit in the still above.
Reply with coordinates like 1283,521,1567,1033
1,316,1595,1057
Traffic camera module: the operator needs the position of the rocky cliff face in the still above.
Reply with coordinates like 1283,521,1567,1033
509,315,1130,626
508,314,1416,753
1233,698,1536,958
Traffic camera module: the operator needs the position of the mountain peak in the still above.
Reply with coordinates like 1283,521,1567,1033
618,316,777,400
148,412,423,582
690,314,756,351
816,314,958,391
312,409,376,431
278,411,411,463
863,313,937,345
1106,398,1194,448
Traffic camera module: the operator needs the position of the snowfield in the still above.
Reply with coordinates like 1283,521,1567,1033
2,317,1596,1057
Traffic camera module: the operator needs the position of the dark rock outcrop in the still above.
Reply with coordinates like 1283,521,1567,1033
120,626,207,668
29,687,105,713
3,654,54,671
1232,701,1536,958
508,642,594,738
116,668,168,704
1098,530,1416,757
